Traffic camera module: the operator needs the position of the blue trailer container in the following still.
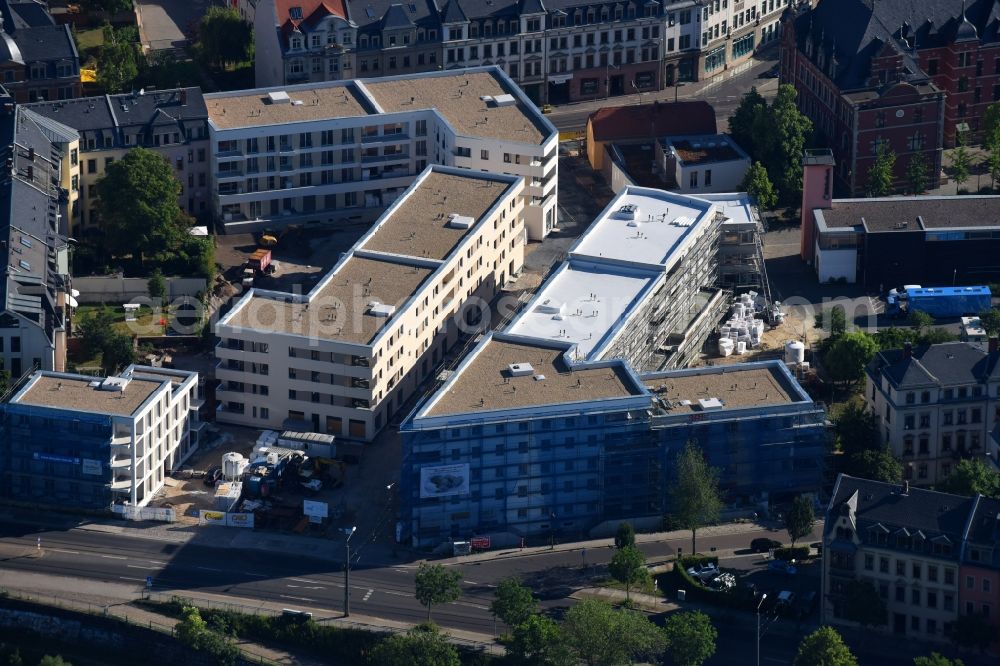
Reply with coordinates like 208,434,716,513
906,286,992,318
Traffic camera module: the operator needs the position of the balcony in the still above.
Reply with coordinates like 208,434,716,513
109,476,132,491
111,434,131,446
110,456,132,469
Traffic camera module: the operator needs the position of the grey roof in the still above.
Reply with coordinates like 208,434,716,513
441,0,469,23
9,23,76,63
795,0,1000,90
2,0,53,29
967,496,1000,567
828,474,976,547
347,0,439,30
0,102,67,343
867,341,999,389
381,3,415,28
821,196,1000,231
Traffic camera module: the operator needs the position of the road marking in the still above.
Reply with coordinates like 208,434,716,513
102,555,127,560
287,584,325,590
49,549,80,555
380,589,411,598
289,577,323,584
463,580,479,585
127,564,158,570
453,601,489,610
147,561,166,566
279,594,315,602
197,566,223,572
118,576,144,582
363,589,374,601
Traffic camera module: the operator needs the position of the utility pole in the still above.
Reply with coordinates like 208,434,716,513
756,593,768,666
343,526,357,617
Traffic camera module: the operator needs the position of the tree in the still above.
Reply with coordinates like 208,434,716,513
490,577,537,629
914,654,965,666
148,268,166,305
614,521,636,549
833,401,880,457
979,308,1000,338
414,563,462,622
667,441,723,556
608,544,647,602
38,658,72,666
662,611,717,666
505,615,573,666
936,458,1000,498
950,144,972,192
908,309,934,333
198,7,253,69
987,136,1000,191
793,627,857,666
97,24,139,94
949,613,994,652
815,304,848,338
175,605,208,648
756,85,813,204
728,87,767,157
867,144,896,197
846,447,902,483
369,626,461,666
742,161,778,211
101,333,136,376
785,495,815,546
561,599,667,666
844,580,888,630
81,0,133,14
78,307,117,357
824,331,879,385
983,101,1000,146
96,147,189,265
905,151,929,195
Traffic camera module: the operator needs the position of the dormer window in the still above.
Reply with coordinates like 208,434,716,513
290,37,302,50
289,6,303,20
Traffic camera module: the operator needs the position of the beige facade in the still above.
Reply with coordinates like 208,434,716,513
214,166,526,441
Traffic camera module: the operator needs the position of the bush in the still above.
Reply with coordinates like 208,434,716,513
773,546,811,561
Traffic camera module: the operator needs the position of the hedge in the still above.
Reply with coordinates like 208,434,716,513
661,556,755,610
773,546,811,562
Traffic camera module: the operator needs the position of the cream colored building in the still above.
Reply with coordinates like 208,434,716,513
214,166,526,441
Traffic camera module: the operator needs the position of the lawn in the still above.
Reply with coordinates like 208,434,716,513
75,26,104,52
74,304,167,338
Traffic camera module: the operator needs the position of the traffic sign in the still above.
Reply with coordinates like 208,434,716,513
145,576,153,589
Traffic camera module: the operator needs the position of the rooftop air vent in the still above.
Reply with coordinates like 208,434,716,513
367,301,396,317
446,213,475,229
99,376,130,392
618,204,639,221
492,94,516,107
508,362,534,377
267,91,291,105
697,397,724,410
536,298,565,315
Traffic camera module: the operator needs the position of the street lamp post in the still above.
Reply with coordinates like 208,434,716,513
756,593,768,666
343,525,357,617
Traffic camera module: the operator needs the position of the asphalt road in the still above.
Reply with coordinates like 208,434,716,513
0,520,817,636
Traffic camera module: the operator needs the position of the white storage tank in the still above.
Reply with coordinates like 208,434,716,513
785,340,806,365
221,452,247,481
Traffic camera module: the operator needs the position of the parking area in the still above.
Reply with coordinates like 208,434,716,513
135,0,208,52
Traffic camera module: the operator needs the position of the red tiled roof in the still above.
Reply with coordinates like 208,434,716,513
587,100,717,142
276,0,347,38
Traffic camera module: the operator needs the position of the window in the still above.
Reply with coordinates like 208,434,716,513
864,554,874,570
689,170,698,188
966,575,975,589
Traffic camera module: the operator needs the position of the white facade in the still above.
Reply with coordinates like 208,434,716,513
658,134,750,194
206,67,558,238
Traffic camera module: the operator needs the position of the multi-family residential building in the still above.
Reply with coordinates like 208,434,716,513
781,0,1000,195
656,134,751,193
0,96,73,376
800,150,1000,289
823,474,1000,643
0,365,204,510
253,0,787,102
0,0,81,103
865,341,1000,487
214,166,526,441
25,88,211,234
401,334,826,548
206,67,558,238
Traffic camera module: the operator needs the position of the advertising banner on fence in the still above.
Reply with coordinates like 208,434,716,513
302,500,328,519
419,463,470,498
199,510,226,526
226,512,254,528
113,505,176,522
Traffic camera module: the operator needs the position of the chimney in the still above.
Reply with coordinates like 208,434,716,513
990,337,998,354
180,89,187,105
903,341,913,359
27,146,34,161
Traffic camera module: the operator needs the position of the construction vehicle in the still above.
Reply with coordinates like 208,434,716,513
243,448,301,499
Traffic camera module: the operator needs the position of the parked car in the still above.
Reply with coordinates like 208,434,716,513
768,560,798,575
707,573,736,591
203,467,223,487
810,541,823,555
751,538,782,553
686,563,720,582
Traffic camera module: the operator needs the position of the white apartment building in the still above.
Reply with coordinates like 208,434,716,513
4,366,204,509
206,66,558,239
214,166,526,441
866,342,1000,486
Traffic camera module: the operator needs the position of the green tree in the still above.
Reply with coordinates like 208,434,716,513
97,24,139,94
614,521,636,549
101,333,136,376
756,85,813,204
148,268,167,305
950,144,972,191
844,580,888,630
914,654,965,666
793,627,857,666
987,136,1000,190
937,458,1000,498
983,101,1000,145
198,7,253,69
742,161,778,211
980,308,1000,337
662,611,717,666
815,304,848,338
490,577,537,629
505,615,573,666
96,147,190,266
369,625,461,666
785,495,815,546
667,441,723,556
562,599,667,666
867,144,896,197
81,0,133,14
414,563,462,622
5,649,22,666
175,605,208,648
908,309,934,333
905,151,929,195
728,87,767,157
38,658,72,666
846,447,902,483
824,331,879,385
608,544,646,602
949,613,994,652
78,306,117,358
833,401,879,457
